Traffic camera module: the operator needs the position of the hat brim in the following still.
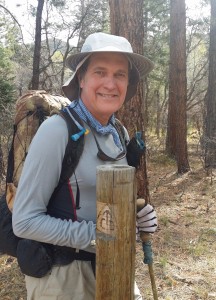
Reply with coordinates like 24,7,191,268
63,51,154,102
66,50,154,79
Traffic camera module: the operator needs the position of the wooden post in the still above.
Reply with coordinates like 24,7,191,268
96,165,136,300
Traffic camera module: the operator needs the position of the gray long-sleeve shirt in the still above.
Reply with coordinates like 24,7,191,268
12,114,128,253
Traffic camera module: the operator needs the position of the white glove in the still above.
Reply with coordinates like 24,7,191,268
136,204,158,233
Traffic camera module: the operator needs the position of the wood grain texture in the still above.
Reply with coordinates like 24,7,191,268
96,165,136,300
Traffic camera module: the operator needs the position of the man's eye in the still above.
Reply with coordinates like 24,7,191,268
116,73,127,78
95,71,104,76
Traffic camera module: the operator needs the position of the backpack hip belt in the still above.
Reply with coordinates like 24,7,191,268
16,239,96,278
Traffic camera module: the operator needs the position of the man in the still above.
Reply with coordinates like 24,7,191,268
13,32,158,300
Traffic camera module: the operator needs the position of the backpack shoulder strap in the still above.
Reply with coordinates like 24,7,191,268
114,118,145,169
114,118,127,142
57,107,85,184
49,107,84,210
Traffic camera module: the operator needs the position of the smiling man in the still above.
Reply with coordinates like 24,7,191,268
12,32,158,300
78,52,129,125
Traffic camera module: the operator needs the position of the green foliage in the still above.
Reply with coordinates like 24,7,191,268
0,78,15,106
0,4,22,47
0,1,27,96
73,0,109,43
144,0,170,67
143,0,170,132
0,45,15,109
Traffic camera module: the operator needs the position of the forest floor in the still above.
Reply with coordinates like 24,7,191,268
0,138,216,300
135,139,216,300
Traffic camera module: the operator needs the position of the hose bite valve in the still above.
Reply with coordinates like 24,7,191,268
71,128,89,141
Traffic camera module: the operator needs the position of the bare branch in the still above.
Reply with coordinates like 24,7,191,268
0,4,26,46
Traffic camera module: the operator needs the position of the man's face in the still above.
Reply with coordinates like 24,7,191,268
79,52,129,125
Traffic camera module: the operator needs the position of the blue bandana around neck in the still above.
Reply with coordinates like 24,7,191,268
69,99,123,149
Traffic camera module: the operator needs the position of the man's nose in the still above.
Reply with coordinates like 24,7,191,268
103,75,116,89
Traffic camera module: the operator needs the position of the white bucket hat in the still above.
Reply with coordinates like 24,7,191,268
62,32,154,102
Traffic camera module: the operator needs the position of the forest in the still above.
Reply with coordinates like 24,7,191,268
0,0,216,299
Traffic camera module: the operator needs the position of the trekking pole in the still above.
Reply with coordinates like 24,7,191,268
137,198,158,300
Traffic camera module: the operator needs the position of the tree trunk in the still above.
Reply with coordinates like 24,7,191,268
166,0,190,173
0,143,4,180
109,0,150,200
204,0,216,168
31,0,45,90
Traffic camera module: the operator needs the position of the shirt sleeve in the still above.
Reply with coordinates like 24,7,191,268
12,114,96,251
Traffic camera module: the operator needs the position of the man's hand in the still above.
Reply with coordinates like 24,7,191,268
136,204,158,233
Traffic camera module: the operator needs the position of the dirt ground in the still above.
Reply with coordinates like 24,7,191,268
0,143,216,300
136,145,216,300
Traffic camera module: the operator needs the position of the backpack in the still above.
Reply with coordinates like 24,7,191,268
0,90,85,257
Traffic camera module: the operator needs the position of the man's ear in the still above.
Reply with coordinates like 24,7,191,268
77,72,84,88
79,78,84,88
